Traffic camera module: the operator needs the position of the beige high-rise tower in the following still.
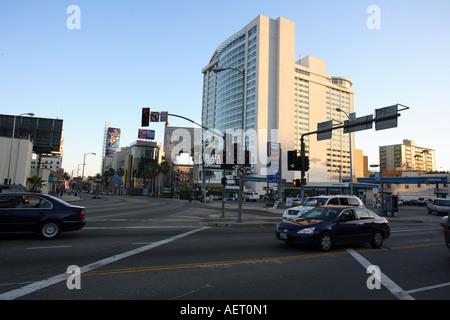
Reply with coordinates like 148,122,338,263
202,15,356,192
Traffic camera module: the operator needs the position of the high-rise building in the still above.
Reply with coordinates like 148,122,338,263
201,15,356,192
379,139,436,173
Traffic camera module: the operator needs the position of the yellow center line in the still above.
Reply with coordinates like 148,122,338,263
81,242,443,277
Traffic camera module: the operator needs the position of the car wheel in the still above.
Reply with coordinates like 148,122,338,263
318,233,333,252
370,231,384,248
39,221,61,240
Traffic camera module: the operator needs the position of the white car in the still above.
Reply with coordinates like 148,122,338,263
243,192,259,202
282,195,365,221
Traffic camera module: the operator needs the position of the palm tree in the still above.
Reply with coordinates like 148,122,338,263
160,161,170,180
144,162,160,196
103,168,115,192
27,175,46,192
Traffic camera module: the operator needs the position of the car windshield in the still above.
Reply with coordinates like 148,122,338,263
302,198,328,207
302,207,340,221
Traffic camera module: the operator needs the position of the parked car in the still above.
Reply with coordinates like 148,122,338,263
0,184,27,193
0,193,86,239
282,195,365,221
243,192,259,202
289,194,303,205
276,205,390,252
417,197,432,206
427,198,450,216
404,199,417,206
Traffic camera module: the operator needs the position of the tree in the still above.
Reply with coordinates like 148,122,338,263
27,175,47,192
103,168,115,192
144,162,160,196
160,161,170,178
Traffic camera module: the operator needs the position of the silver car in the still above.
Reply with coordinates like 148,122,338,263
427,198,450,216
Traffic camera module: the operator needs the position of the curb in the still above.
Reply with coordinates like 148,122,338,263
204,214,281,228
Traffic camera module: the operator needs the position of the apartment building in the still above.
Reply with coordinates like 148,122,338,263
380,139,436,173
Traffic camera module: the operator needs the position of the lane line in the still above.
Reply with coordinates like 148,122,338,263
346,248,415,300
0,227,209,300
406,282,450,294
27,246,72,250
83,226,200,230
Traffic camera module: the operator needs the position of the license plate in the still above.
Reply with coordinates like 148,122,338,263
280,233,287,239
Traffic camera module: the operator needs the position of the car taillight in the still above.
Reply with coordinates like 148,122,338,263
445,228,448,236
80,210,85,219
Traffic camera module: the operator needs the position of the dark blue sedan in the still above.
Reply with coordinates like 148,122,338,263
0,193,86,239
276,205,390,252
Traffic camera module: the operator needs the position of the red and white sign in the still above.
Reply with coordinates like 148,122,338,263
150,112,159,122
237,166,247,178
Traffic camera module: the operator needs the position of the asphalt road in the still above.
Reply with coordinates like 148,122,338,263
0,195,448,308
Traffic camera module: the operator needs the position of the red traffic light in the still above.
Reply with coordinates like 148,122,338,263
141,108,150,126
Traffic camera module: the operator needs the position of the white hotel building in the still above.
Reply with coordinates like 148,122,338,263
201,15,356,194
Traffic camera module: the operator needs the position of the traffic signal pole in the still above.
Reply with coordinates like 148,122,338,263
298,105,408,201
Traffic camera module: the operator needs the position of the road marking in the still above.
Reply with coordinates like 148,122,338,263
346,248,415,300
391,227,441,233
0,227,209,300
82,251,348,276
406,281,450,294
78,242,443,277
83,226,200,230
27,246,72,250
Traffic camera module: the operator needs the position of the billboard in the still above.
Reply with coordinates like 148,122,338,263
138,129,155,140
0,115,63,154
105,127,121,156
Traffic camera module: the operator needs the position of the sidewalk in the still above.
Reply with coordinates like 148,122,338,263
192,200,437,227
61,194,83,202
59,194,439,227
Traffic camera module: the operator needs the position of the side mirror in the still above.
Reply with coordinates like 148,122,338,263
338,216,348,223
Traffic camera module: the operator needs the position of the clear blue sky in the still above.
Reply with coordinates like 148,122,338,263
1,0,449,176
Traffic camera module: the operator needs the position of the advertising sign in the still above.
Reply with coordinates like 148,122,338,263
105,127,121,156
0,115,63,154
138,129,155,140
203,153,223,169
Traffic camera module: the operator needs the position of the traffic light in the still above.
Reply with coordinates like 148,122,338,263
141,108,150,127
292,179,301,187
288,151,297,171
222,151,232,170
222,151,226,167
245,150,250,166
302,156,310,172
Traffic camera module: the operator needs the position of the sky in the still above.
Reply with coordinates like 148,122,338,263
1,0,449,177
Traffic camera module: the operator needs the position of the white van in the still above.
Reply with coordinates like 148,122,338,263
243,192,259,202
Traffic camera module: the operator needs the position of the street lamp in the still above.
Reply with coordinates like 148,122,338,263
336,108,353,195
81,152,96,180
213,66,246,222
82,153,96,192
7,112,35,184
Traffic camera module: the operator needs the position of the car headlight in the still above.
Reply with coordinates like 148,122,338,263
297,227,315,235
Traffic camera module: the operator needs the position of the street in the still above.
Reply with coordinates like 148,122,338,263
0,195,448,306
